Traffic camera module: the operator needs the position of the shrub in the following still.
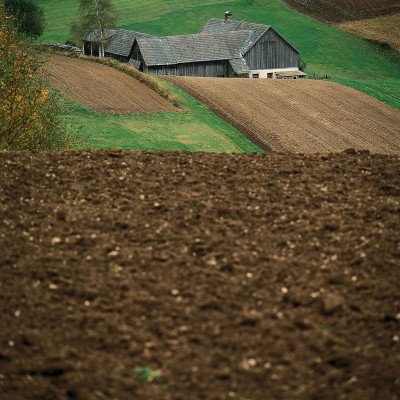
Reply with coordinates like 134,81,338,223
298,55,307,73
0,9,77,151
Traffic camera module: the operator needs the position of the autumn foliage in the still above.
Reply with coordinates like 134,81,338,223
0,9,75,151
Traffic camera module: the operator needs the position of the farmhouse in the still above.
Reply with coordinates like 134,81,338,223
83,12,306,79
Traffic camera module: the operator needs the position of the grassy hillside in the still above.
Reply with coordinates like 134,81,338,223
62,82,263,153
37,0,400,81
331,80,400,110
281,0,400,23
339,13,400,53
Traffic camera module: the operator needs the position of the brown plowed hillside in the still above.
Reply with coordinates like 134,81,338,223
283,0,400,23
43,54,177,114
164,77,400,155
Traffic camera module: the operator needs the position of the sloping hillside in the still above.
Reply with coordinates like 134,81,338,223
44,54,177,114
283,0,400,23
339,13,400,52
43,54,262,153
282,0,400,55
38,0,400,81
164,77,400,154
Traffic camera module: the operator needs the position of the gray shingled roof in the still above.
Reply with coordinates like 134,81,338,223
137,30,255,66
84,18,299,66
105,29,155,57
83,29,118,43
229,57,251,74
136,37,176,66
200,18,300,54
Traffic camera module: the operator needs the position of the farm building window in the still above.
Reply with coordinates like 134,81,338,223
252,73,259,78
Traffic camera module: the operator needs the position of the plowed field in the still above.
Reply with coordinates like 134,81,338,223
282,0,400,22
1,150,400,400
44,54,177,114
164,77,400,155
339,13,400,52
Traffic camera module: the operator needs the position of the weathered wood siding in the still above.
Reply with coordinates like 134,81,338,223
244,29,298,69
105,53,129,63
130,43,145,70
146,61,231,77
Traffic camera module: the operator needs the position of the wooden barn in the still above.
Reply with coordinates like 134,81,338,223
83,12,306,79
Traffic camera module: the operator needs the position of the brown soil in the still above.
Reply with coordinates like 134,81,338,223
163,77,400,155
1,149,400,400
339,14,400,52
43,54,177,114
282,0,400,23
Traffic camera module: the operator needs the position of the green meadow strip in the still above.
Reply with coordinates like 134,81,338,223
61,85,263,153
333,80,400,110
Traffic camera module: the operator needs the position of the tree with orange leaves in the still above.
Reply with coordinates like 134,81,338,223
0,8,76,151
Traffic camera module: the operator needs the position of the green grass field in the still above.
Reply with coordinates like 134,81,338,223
62,82,263,153
37,0,399,80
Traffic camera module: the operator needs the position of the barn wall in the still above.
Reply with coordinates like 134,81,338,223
147,61,231,77
245,29,298,70
105,53,129,63
130,43,145,71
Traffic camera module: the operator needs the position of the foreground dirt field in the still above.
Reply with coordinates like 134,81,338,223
1,150,400,400
282,0,400,22
164,77,400,155
44,54,177,114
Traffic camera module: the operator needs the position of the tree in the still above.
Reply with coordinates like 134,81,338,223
298,55,307,73
69,0,118,56
4,0,45,38
0,9,76,151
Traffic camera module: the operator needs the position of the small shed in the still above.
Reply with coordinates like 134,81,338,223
82,29,117,57
82,29,154,61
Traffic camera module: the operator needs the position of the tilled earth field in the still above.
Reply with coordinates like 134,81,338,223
164,77,400,155
1,150,400,400
282,0,400,22
44,54,177,114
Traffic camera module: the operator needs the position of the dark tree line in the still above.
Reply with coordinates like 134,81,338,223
4,0,45,38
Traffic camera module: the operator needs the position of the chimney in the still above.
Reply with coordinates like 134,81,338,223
225,11,233,21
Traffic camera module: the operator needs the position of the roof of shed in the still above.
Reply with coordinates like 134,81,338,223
200,18,300,54
276,69,307,77
83,29,118,43
83,29,155,57
137,30,255,66
106,29,155,57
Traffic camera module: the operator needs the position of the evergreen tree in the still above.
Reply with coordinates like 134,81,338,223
4,0,45,38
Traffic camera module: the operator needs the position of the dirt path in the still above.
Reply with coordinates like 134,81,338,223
43,54,177,114
1,150,399,400
164,77,400,154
